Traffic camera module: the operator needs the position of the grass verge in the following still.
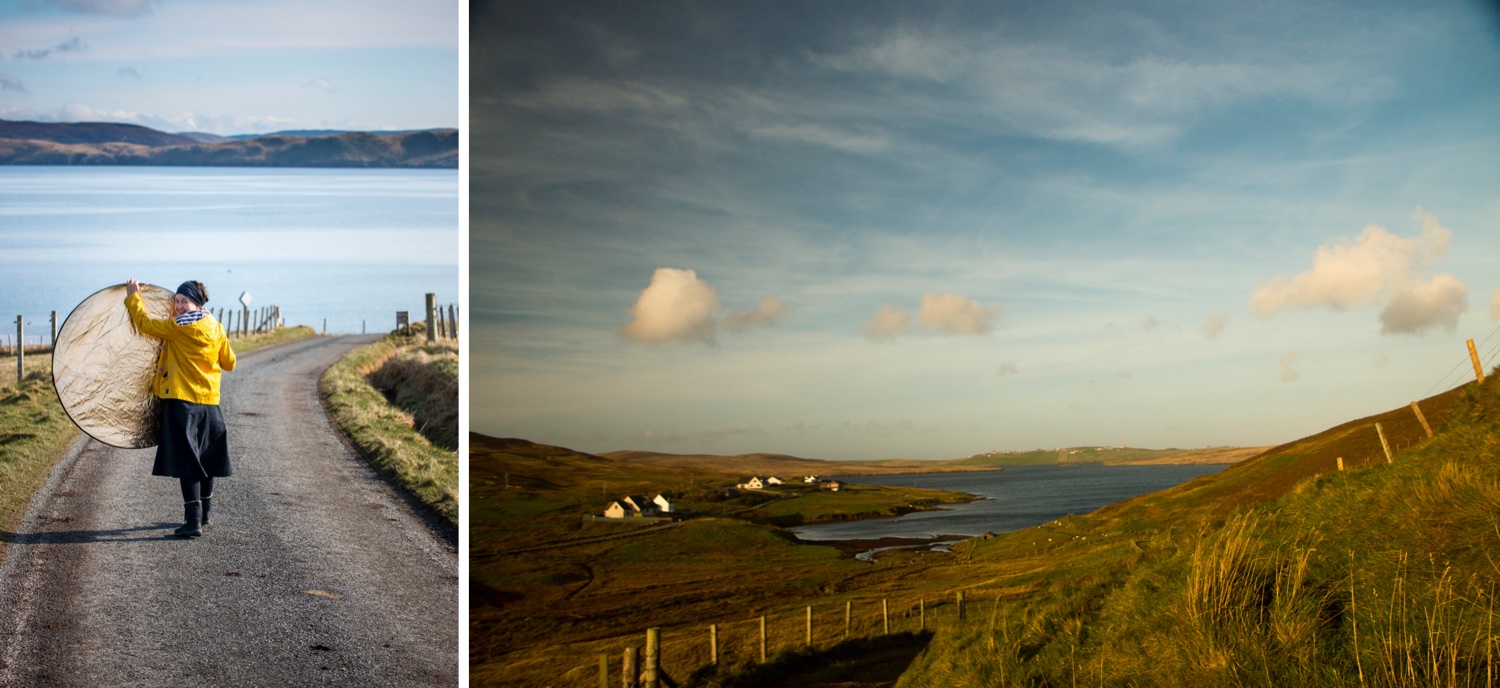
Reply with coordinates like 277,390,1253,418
0,325,317,559
319,328,457,527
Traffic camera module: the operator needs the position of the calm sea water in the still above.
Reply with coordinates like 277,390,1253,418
0,167,458,337
789,463,1227,541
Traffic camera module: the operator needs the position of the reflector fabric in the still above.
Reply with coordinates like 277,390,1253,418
53,284,174,448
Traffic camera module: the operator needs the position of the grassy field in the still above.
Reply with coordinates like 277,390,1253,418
0,325,316,561
472,372,1492,687
468,435,979,685
319,327,458,527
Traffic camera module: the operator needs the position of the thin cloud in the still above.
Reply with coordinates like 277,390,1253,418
724,296,791,332
1141,314,1159,331
51,0,153,18
303,78,340,94
1202,314,1228,339
13,37,87,60
1250,207,1467,334
0,76,27,94
620,268,720,345
861,305,912,342
996,362,1020,377
918,292,999,336
1279,351,1300,382
117,67,142,81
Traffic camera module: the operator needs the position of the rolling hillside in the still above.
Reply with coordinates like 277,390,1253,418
0,119,457,168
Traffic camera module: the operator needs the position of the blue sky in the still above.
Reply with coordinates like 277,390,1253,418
476,1,1500,461
0,0,457,135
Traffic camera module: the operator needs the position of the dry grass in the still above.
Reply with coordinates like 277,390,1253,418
319,330,457,526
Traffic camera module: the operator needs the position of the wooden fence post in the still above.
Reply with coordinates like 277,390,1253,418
643,627,660,688
759,616,767,663
50,311,57,347
14,315,23,386
844,600,851,639
1469,339,1486,383
623,642,639,688
920,598,926,631
1337,457,1345,471
1410,402,1433,438
806,606,813,646
448,304,458,339
882,599,889,635
242,306,249,338
957,591,965,621
425,293,436,343
709,624,718,666
599,652,609,688
1375,422,1392,463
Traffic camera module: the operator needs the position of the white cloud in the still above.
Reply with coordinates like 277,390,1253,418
0,76,27,94
619,268,721,345
1250,208,1467,334
1279,351,1300,382
1202,314,1228,339
918,292,999,336
861,305,912,342
1380,273,1467,334
862,291,1000,341
724,295,790,332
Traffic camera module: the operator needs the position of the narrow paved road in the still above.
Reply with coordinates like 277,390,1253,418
0,335,458,686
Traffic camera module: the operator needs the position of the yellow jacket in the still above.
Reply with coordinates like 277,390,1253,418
125,293,237,405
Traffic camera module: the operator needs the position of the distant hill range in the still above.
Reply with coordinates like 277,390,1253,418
0,119,457,168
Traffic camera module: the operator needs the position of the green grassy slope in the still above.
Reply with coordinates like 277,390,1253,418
882,377,1494,687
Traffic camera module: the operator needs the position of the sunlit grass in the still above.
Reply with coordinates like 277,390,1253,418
319,328,458,526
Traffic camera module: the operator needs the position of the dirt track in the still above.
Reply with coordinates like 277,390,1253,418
0,335,457,686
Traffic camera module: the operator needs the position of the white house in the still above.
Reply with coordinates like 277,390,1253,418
652,494,675,514
819,480,845,492
740,476,766,489
622,495,660,516
803,476,821,484
604,495,662,518
765,476,786,486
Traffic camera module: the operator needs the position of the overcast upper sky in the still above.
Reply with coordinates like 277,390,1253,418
0,0,458,135
472,0,1500,461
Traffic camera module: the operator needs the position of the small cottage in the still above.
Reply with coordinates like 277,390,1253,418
652,494,675,514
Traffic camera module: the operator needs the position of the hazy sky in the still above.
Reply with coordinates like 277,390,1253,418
472,1,1500,461
0,0,458,135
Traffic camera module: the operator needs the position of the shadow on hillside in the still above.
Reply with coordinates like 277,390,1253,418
689,631,933,688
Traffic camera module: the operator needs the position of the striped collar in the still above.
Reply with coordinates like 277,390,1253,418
175,309,209,326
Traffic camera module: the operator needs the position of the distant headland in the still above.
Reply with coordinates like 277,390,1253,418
0,119,457,169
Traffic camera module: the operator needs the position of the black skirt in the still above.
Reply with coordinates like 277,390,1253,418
152,398,232,478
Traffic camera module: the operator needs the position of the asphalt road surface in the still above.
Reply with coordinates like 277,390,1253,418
0,335,458,686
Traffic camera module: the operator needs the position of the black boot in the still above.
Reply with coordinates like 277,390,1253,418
174,500,202,538
201,495,212,527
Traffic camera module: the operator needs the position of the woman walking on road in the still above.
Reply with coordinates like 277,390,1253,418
124,278,237,538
